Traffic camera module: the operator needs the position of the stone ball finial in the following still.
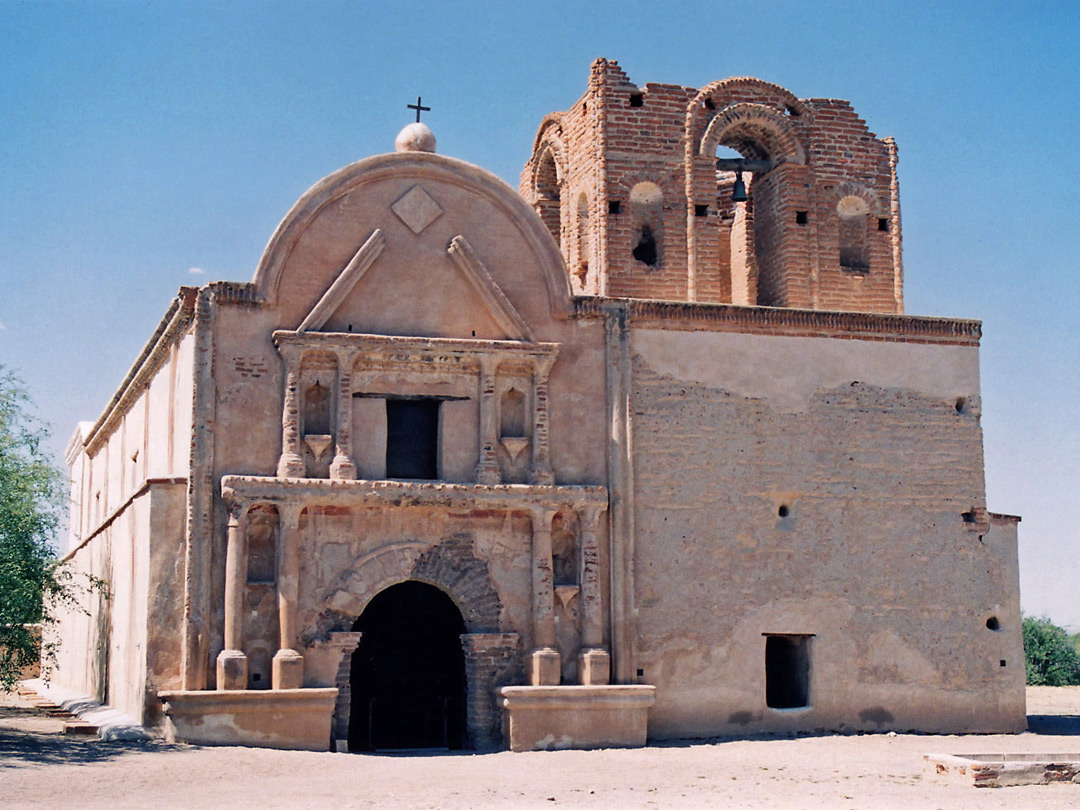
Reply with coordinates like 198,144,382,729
395,122,436,153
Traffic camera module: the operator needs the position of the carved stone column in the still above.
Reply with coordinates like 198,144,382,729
475,355,501,484
527,507,560,685
577,507,610,685
329,353,357,480
272,503,304,689
277,345,306,478
529,356,555,485
217,501,249,690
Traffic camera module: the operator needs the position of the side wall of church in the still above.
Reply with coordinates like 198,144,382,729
56,324,196,725
626,326,1025,736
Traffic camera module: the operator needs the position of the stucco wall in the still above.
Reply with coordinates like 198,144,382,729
628,327,1024,736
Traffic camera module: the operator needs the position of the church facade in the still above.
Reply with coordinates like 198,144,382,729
56,59,1025,751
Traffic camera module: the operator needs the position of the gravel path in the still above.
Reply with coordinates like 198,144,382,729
1,687,1077,809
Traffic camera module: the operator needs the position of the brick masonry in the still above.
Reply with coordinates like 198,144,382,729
522,59,902,314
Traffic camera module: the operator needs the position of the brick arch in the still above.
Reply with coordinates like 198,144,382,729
316,534,502,634
698,102,806,165
528,118,567,195
829,181,884,216
686,77,812,146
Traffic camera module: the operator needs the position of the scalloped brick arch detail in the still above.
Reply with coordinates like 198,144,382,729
318,535,502,634
829,181,885,216
699,102,806,165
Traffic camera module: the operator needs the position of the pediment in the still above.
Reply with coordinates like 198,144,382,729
296,231,533,342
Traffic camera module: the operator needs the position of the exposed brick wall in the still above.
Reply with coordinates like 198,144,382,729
522,59,903,314
461,632,522,749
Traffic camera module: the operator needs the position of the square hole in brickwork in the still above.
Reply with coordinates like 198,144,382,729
878,218,889,232
609,200,622,215
695,204,709,217
796,211,808,225
629,93,644,107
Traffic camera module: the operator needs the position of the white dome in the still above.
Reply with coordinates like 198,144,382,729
394,122,436,153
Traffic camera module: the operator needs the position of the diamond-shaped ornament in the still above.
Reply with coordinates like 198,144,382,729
391,184,443,234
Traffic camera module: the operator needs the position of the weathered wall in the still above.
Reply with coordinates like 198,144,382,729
627,326,1024,735
56,312,195,721
52,481,187,727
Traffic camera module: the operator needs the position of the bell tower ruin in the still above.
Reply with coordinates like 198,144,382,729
522,58,903,313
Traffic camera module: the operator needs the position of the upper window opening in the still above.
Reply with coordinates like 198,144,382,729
837,196,871,272
629,93,644,108
629,182,664,269
385,399,440,480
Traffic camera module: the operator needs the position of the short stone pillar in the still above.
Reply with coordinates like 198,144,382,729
277,345,306,478
329,355,357,480
577,507,610,685
475,356,501,484
527,508,560,685
272,504,304,690
217,503,249,689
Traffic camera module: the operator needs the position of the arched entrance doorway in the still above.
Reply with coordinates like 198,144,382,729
348,581,466,751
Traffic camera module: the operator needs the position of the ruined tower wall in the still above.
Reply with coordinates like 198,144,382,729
522,60,904,314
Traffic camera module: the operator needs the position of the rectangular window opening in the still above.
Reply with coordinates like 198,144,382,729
695,203,709,217
764,634,812,709
385,398,440,480
795,211,809,225
877,217,889,232
629,93,644,108
609,200,622,215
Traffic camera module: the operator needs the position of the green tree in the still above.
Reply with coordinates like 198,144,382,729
1022,616,1080,686
0,366,74,691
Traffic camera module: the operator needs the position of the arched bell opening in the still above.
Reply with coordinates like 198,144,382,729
348,581,467,751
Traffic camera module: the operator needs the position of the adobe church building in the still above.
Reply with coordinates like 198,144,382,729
55,59,1025,752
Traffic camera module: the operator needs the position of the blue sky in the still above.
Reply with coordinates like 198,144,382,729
2,1,1078,629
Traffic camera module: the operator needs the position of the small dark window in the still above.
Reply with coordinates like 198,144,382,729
961,510,976,524
629,93,644,108
878,218,889,232
795,211,808,225
1000,660,1007,667
632,225,658,267
609,200,621,215
778,505,789,518
703,98,715,110
386,399,440,480
986,616,1001,631
695,204,709,217
765,635,811,709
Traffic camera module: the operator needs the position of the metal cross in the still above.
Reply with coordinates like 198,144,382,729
407,96,431,123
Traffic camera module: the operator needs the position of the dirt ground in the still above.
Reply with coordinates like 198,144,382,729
1,687,1078,809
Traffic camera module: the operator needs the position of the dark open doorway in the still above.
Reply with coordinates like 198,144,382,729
348,581,466,751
